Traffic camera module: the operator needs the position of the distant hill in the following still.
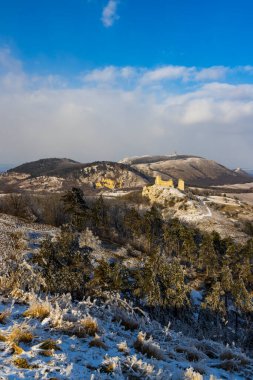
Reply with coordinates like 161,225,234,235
5,158,151,192
8,158,82,177
3,155,252,193
120,155,253,186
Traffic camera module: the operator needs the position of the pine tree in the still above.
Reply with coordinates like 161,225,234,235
232,277,253,314
123,207,142,240
143,206,163,252
163,219,183,257
198,234,218,277
180,229,197,265
202,281,226,315
91,195,109,234
135,251,189,309
35,229,91,298
62,187,89,231
220,264,233,310
89,259,124,293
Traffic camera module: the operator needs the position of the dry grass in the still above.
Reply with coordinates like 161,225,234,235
73,316,99,338
122,356,155,377
80,316,99,336
134,332,166,360
89,334,107,349
13,357,38,369
11,343,23,355
39,339,60,351
9,231,26,251
175,346,202,362
0,310,11,324
8,323,33,344
184,367,203,380
113,310,139,331
13,358,31,369
216,359,242,372
40,349,54,357
101,359,117,373
117,341,129,354
219,349,250,365
23,301,50,320
195,341,219,359
0,332,7,342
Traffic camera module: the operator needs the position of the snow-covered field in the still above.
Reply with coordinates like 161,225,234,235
1,293,253,380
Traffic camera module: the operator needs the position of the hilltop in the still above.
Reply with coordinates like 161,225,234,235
2,159,151,193
8,158,82,177
1,155,252,194
120,155,252,186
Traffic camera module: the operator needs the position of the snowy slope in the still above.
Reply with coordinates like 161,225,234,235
0,293,252,380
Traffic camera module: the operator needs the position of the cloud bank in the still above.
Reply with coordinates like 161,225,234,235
0,48,253,168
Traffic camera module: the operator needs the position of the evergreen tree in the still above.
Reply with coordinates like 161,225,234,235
135,252,189,309
198,234,218,277
123,207,142,240
143,206,163,252
91,195,109,234
232,277,253,314
89,259,125,293
180,229,197,265
34,229,91,298
62,187,89,231
202,281,226,315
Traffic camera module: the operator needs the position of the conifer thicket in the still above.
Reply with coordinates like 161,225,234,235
34,187,253,346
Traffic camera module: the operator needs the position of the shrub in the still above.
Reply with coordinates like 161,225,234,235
34,230,91,298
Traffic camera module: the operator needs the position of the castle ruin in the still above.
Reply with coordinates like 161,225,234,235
155,175,184,191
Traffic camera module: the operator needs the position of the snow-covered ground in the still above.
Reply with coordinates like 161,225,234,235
0,293,252,380
1,214,253,379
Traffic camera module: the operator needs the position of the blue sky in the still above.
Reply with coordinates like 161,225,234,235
1,0,253,73
0,1,253,167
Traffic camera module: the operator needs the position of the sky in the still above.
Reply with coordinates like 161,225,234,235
0,0,253,168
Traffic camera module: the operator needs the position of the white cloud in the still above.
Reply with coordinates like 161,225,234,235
101,0,119,28
195,66,229,81
140,66,194,84
83,66,135,83
1,49,253,168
